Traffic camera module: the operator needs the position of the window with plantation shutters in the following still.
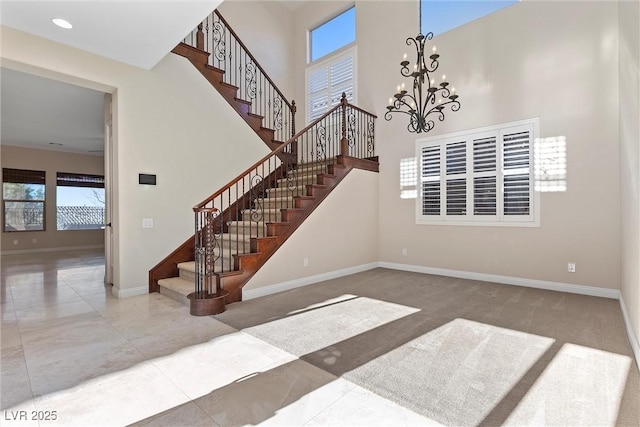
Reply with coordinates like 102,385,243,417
306,48,356,123
416,118,539,226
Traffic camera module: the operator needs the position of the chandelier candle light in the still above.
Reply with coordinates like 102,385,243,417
385,2,460,133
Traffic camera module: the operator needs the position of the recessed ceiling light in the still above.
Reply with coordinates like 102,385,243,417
52,18,73,29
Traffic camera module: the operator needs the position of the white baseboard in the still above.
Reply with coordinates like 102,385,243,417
243,262,379,300
1,244,104,256
112,285,148,299
378,262,621,299
619,294,640,369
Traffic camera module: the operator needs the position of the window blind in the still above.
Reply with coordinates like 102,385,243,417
3,168,45,185
57,172,105,188
416,118,538,226
307,49,355,122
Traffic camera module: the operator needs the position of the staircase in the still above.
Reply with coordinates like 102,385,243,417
155,158,349,305
149,9,378,315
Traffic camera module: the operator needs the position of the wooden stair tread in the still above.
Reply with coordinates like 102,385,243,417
248,112,264,120
234,97,251,106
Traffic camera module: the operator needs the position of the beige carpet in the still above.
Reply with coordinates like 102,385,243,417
217,268,639,426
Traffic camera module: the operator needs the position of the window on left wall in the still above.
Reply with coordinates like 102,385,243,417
2,168,46,232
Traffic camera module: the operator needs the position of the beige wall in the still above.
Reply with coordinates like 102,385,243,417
246,168,378,291
619,0,640,351
0,145,104,252
1,26,270,296
293,1,622,290
217,0,295,98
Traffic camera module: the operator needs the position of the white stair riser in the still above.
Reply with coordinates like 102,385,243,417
227,223,267,237
254,199,296,210
159,285,189,306
276,176,318,187
179,268,195,282
242,210,281,222
178,259,236,281
266,186,307,197
216,236,252,252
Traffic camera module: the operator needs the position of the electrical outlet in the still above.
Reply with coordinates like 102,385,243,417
303,257,309,267
567,262,576,273
402,248,408,256
13,239,18,245
32,238,37,244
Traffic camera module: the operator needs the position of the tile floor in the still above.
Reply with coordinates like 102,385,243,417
0,250,436,426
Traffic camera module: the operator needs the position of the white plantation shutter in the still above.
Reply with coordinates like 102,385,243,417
473,134,498,217
421,145,441,216
307,67,329,122
307,48,356,122
416,119,538,226
502,128,532,218
445,141,467,216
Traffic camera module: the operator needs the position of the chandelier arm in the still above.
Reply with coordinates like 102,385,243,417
384,108,419,121
388,96,419,116
401,37,422,78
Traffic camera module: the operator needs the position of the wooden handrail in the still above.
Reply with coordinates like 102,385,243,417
213,10,293,112
194,97,375,210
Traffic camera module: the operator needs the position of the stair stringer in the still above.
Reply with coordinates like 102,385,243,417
172,42,282,151
219,162,353,303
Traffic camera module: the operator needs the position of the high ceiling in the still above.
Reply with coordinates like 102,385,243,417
0,0,222,156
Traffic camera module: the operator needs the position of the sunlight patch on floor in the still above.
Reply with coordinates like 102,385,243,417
348,318,555,426
244,296,421,356
504,343,631,426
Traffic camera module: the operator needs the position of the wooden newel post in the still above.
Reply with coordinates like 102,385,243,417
196,23,205,51
189,206,227,316
340,93,348,157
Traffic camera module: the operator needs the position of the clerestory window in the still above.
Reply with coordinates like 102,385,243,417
306,6,357,124
421,0,519,36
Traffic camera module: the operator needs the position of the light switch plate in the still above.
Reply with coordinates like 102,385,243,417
142,218,154,229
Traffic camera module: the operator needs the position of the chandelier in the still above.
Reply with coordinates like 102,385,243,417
385,1,460,133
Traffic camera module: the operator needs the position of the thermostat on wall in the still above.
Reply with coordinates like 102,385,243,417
139,174,156,185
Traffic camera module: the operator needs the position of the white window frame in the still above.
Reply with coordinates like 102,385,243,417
305,46,357,124
416,118,540,227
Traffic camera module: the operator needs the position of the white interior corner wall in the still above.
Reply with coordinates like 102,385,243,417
349,0,620,291
0,26,270,296
618,0,640,359
216,0,296,99
244,169,379,297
